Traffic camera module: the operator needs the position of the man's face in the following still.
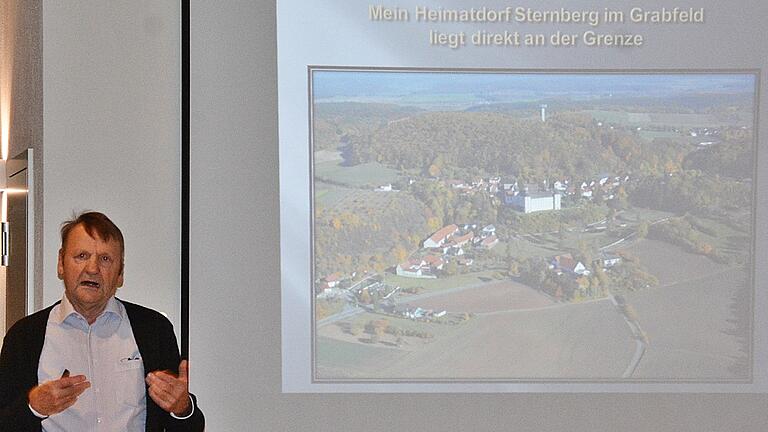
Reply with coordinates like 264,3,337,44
57,224,124,317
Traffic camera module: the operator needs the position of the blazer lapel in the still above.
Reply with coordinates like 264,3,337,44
119,299,159,374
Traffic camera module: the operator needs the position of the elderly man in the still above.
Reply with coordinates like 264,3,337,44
0,212,204,431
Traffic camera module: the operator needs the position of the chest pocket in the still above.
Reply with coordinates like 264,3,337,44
114,357,146,408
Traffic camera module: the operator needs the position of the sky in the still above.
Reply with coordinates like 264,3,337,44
312,71,756,102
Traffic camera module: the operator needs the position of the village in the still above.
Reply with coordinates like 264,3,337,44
310,72,753,381
315,169,638,322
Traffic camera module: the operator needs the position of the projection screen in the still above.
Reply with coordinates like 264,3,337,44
279,0,767,393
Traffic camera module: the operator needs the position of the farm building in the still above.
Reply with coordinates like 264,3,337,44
396,258,438,279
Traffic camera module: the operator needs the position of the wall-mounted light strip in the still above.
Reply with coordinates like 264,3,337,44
0,0,18,266
0,0,17,162
2,187,27,194
0,187,28,267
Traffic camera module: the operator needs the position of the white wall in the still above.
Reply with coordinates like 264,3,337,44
43,0,181,331
189,0,283,427
189,1,768,431
0,0,42,338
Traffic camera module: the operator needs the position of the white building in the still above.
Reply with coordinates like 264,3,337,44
600,252,622,268
396,259,437,279
506,191,562,213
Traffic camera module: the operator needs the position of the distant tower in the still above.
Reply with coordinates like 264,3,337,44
540,104,548,122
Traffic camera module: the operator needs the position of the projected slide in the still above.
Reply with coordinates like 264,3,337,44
278,0,767,392
310,70,756,382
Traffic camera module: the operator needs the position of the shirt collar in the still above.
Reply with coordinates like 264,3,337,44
56,295,124,325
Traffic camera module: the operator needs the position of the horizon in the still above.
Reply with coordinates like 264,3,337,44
313,71,756,106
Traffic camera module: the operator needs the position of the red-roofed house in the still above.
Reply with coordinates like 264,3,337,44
481,234,499,249
450,232,474,248
423,224,459,248
550,254,590,276
422,254,445,270
321,272,343,288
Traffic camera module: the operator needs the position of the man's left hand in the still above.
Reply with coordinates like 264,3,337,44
146,360,191,417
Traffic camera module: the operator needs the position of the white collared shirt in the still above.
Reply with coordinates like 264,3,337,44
36,296,146,431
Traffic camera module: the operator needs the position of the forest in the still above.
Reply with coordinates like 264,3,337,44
314,192,430,277
345,111,696,182
313,102,422,151
314,101,754,283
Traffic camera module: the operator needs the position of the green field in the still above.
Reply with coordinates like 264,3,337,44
627,112,653,123
314,182,358,207
349,311,465,336
314,160,401,187
316,336,402,369
639,130,682,141
314,149,343,163
512,230,623,260
678,214,751,263
619,207,677,223
584,110,733,129
318,93,491,111
492,238,559,260
584,110,632,124
647,112,720,127
386,270,501,293
503,208,677,261
316,311,477,378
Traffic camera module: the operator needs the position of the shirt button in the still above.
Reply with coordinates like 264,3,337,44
97,417,102,424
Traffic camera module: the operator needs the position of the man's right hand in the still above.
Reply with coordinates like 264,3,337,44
28,375,91,417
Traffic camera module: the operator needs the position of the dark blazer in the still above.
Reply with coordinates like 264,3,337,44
0,299,205,431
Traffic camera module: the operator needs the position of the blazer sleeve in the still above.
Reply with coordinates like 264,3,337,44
0,323,45,431
150,312,205,432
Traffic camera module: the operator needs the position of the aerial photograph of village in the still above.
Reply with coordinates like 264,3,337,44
310,70,756,382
